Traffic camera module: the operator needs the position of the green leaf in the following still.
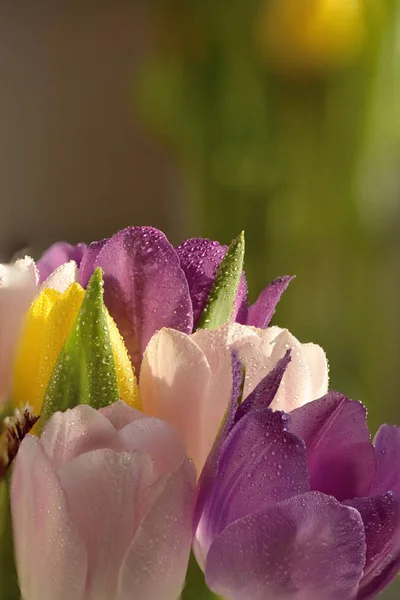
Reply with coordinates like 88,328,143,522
0,477,20,600
181,552,220,600
40,268,119,429
196,231,245,330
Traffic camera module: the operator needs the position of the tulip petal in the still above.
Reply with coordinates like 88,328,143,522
100,399,144,430
197,410,309,556
58,448,152,600
193,352,244,547
90,227,193,371
118,456,196,600
0,257,38,405
176,238,247,327
370,424,400,497
262,327,329,412
37,242,86,284
246,276,294,328
116,417,187,479
289,392,376,501
39,260,79,294
140,328,215,472
236,349,291,421
11,436,87,600
40,405,117,469
205,492,366,600
345,493,400,600
192,323,268,398
79,239,108,288
13,283,85,414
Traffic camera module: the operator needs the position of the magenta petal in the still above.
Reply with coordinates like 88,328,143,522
176,237,247,326
37,241,87,283
198,410,309,552
246,276,294,328
345,493,400,600
205,491,366,600
92,227,193,371
370,424,400,497
79,239,108,288
289,392,376,501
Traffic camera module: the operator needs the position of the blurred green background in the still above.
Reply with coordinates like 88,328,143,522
0,2,399,596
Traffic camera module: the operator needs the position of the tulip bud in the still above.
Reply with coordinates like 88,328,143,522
11,401,196,600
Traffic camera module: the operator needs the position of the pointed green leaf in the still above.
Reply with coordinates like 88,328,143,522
40,268,119,429
196,231,245,331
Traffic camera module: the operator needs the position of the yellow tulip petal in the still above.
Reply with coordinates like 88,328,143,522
13,283,85,414
106,311,141,410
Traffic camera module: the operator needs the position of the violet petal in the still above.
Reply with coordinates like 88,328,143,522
90,227,193,372
370,424,400,497
205,491,366,600
79,239,108,288
37,241,87,284
289,392,376,501
346,493,400,600
198,409,309,550
176,238,247,327
246,276,294,329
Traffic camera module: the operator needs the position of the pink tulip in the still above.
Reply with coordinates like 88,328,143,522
140,323,328,473
11,401,196,600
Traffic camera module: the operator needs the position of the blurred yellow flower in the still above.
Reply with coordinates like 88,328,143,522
257,0,367,74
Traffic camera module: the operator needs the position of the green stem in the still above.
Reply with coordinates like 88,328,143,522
0,477,20,600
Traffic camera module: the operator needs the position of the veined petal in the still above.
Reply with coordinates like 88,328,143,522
88,226,193,372
345,493,400,600
289,393,376,501
12,283,84,413
245,276,294,328
205,492,366,600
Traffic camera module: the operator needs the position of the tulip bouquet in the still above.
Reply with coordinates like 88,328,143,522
0,225,399,600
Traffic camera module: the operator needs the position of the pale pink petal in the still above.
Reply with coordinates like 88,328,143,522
0,257,38,404
140,328,213,472
192,323,268,400
118,457,196,600
38,260,79,294
100,399,145,430
11,436,87,600
58,448,153,600
116,417,187,479
40,405,117,469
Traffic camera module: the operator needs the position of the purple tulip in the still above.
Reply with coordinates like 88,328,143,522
194,356,400,600
39,227,291,372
